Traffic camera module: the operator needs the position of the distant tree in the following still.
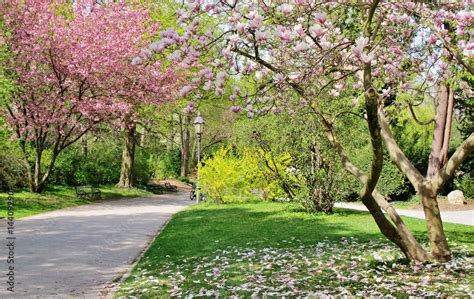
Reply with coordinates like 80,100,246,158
0,0,181,191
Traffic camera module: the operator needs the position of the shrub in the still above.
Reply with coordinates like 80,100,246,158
134,150,155,186
199,147,292,203
199,147,255,203
0,118,27,189
0,152,26,189
455,173,473,199
50,140,122,186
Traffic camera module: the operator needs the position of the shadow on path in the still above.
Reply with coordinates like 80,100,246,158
0,192,193,297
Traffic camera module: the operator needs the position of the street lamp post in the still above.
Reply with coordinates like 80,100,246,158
193,113,205,203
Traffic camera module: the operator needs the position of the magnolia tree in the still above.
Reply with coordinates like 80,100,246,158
158,1,473,262
1,1,184,191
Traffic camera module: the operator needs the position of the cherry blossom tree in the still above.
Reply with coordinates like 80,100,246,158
158,0,473,262
0,0,182,192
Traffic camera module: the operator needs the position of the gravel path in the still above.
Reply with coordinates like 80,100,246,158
0,192,193,298
335,202,474,226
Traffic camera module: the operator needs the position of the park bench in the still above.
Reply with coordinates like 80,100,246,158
75,185,101,200
146,183,164,194
164,182,178,192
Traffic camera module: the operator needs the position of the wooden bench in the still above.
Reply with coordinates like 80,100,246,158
75,185,101,199
146,183,164,194
164,182,178,192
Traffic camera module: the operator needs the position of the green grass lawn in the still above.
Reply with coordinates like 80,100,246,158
116,202,473,298
0,185,153,218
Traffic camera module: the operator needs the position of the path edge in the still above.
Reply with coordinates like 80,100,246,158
101,217,174,298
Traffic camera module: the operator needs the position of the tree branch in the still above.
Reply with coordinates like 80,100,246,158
432,133,474,191
408,102,435,126
378,105,426,189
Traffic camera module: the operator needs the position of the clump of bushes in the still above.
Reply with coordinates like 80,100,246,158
49,139,155,187
455,173,473,199
199,146,292,203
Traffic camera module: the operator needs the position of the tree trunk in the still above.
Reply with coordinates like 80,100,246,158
419,183,452,262
441,87,454,167
180,114,191,177
320,118,429,262
81,133,88,157
362,193,429,262
423,84,454,261
116,125,136,188
29,147,59,193
427,84,453,179
32,152,42,193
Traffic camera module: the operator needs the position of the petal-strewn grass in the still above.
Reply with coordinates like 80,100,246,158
116,202,473,298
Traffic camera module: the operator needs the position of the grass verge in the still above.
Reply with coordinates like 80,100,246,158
0,185,153,219
116,202,473,297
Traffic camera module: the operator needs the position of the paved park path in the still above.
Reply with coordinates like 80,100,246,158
0,192,192,298
335,202,474,226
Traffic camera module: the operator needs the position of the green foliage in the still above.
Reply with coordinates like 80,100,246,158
338,111,410,200
156,148,181,179
134,149,155,186
233,111,358,211
389,101,434,173
50,140,122,186
50,136,156,186
455,174,473,199
178,176,192,184
349,144,409,200
199,147,256,203
0,118,26,189
199,146,291,203
0,151,26,189
0,24,17,107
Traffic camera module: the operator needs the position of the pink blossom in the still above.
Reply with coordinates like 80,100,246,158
279,4,293,17
294,41,309,52
276,26,292,43
229,12,241,24
230,106,241,113
250,14,264,29
293,24,305,37
309,24,324,37
314,13,327,24
255,30,269,42
199,68,213,80
295,0,306,6
180,86,193,97
272,107,282,113
361,52,374,64
273,73,285,84
427,34,437,45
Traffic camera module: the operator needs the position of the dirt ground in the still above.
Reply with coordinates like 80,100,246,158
151,178,193,192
